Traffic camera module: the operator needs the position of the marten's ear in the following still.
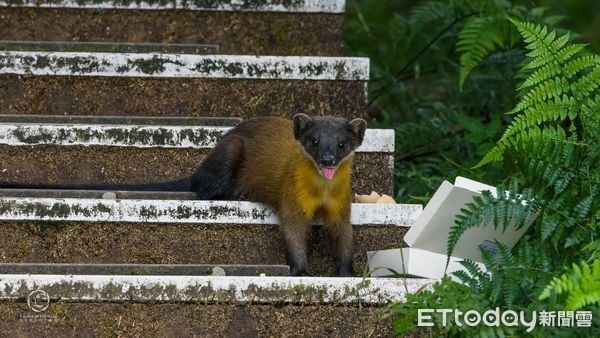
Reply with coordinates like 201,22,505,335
348,118,367,147
293,113,314,140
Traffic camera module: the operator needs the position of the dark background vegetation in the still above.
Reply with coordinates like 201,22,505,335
344,2,599,335
344,0,598,202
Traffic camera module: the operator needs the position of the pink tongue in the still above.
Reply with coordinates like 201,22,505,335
323,167,335,180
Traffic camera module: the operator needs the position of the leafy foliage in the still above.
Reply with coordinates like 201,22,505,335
346,1,598,335
358,14,599,336
442,21,598,335
345,0,568,202
447,181,539,262
388,276,504,336
539,258,600,310
457,15,503,89
453,240,553,309
480,18,600,166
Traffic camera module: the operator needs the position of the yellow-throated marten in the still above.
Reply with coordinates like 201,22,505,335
190,114,367,276
0,114,367,276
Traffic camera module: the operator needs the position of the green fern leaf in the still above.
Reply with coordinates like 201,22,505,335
541,213,560,240
564,55,600,78
571,64,600,99
478,19,596,166
458,16,504,89
496,241,513,267
572,196,593,222
452,270,474,285
565,226,589,248
540,259,600,310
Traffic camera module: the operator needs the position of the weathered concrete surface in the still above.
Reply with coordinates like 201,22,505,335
0,221,409,276
0,52,368,80
0,125,231,149
0,263,290,276
0,146,393,195
0,9,344,55
0,302,393,336
0,75,367,119
0,197,419,225
0,123,392,152
0,0,346,13
0,275,428,304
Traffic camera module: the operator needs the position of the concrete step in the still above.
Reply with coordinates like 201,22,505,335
0,274,429,335
0,191,421,276
0,0,346,56
0,115,393,195
0,274,427,304
0,263,290,276
0,51,369,118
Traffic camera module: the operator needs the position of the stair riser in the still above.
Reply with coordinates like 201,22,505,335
0,146,392,195
0,0,344,55
0,222,407,275
0,41,219,54
1,76,366,118
0,302,391,336
0,263,290,276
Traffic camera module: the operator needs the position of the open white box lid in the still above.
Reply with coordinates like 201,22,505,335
368,176,535,278
405,176,532,261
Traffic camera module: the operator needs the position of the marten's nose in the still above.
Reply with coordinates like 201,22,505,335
321,155,335,166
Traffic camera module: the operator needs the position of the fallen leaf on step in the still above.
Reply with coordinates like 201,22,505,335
354,191,381,203
355,191,396,204
376,194,396,204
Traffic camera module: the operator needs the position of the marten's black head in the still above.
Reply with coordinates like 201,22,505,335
293,114,367,180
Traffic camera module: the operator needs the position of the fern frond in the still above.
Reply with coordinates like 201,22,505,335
516,126,582,195
512,78,570,114
539,259,600,310
457,16,504,89
452,270,474,285
518,63,562,90
540,213,560,240
519,53,598,89
497,241,513,267
447,183,539,260
564,55,600,78
478,19,597,167
564,226,589,248
503,274,519,307
571,64,600,99
457,259,491,291
407,0,450,36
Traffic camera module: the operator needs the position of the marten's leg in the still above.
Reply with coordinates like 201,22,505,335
324,204,355,277
190,135,244,200
278,206,311,276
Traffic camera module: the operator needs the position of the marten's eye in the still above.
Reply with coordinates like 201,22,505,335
338,142,345,150
312,139,319,146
